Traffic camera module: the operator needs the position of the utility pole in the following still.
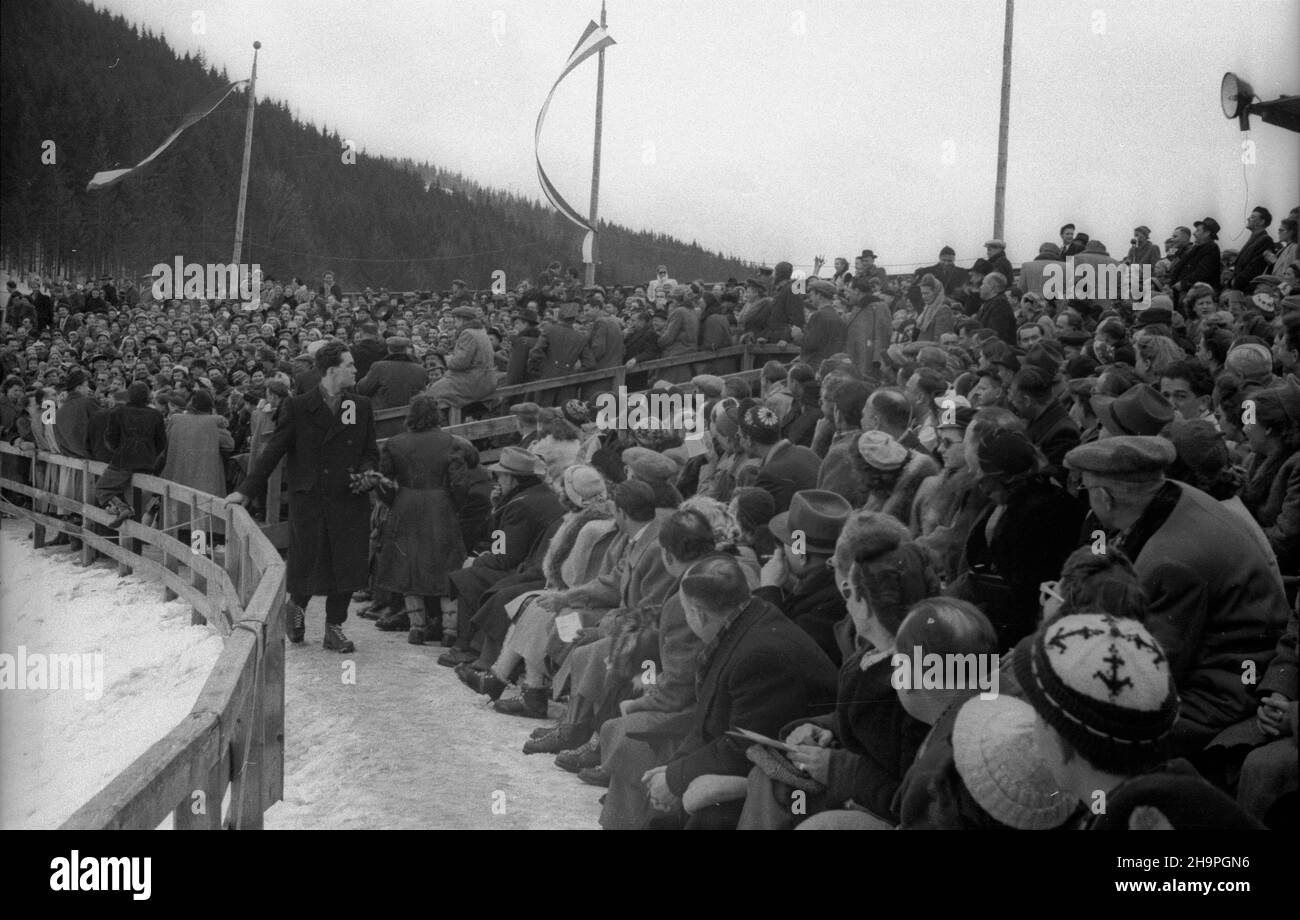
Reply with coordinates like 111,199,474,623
993,0,1013,241
232,41,261,266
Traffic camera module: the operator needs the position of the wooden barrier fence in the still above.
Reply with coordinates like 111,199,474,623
0,443,286,830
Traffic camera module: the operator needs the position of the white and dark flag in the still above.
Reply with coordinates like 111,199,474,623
86,80,249,192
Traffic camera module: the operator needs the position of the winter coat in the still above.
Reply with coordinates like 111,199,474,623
799,306,847,368
975,294,1016,345
429,326,496,407
1257,451,1300,575
504,327,541,386
817,428,867,507
105,404,167,472
356,353,428,410
237,388,380,596
350,339,387,380
528,321,587,404
863,449,940,526
767,273,805,341
374,427,467,596
893,699,1011,829
1024,400,1082,475
581,314,625,370
954,475,1085,651
657,305,700,383
448,480,565,600
1120,481,1290,734
1232,229,1275,293
1083,759,1261,830
622,586,702,716
54,392,97,458
662,596,838,797
844,301,893,377
162,413,234,497
696,312,735,376
1170,240,1221,294
753,559,847,666
755,439,821,513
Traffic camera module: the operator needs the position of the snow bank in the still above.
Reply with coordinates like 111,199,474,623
0,519,224,829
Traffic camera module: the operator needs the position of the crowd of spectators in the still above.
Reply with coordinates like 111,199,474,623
2,203,1298,830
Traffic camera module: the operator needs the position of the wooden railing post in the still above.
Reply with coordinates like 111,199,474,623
79,460,94,566
162,484,179,603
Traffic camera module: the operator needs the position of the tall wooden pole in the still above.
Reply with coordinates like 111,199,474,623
232,41,260,266
993,0,1013,240
584,2,606,288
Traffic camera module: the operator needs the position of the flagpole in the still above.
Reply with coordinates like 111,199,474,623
584,2,606,288
993,0,1012,240
232,41,260,266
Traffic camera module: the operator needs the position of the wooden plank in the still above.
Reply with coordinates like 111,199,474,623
161,483,179,602
172,756,224,830
61,713,220,830
79,461,95,566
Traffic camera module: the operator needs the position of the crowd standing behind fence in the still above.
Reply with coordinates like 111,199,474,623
3,205,1300,829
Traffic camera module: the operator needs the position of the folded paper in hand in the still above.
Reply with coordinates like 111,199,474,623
555,610,583,643
726,727,797,753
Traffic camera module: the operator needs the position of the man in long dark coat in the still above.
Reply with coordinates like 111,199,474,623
228,340,379,653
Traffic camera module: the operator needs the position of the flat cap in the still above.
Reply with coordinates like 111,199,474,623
509,401,541,421
621,445,679,482
984,239,1007,250
1064,435,1176,484
450,305,479,319
808,279,838,298
385,336,411,351
691,374,726,398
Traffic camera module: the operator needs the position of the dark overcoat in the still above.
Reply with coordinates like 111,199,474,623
237,387,379,596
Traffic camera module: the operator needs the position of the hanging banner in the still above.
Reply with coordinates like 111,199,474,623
87,80,249,192
534,20,615,233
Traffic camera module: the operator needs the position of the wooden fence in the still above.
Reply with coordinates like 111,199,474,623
0,443,286,830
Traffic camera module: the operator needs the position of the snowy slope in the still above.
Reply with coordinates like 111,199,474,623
0,519,223,829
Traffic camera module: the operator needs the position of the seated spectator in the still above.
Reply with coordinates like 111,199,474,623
739,511,938,828
1064,435,1291,755
640,554,838,829
1017,613,1262,829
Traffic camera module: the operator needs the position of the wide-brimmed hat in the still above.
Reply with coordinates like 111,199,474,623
768,489,852,554
1093,383,1175,437
485,445,545,477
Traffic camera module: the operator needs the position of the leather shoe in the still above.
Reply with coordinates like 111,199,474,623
437,648,477,668
375,610,410,631
456,665,507,701
522,723,588,755
492,686,549,719
577,764,611,787
555,738,600,773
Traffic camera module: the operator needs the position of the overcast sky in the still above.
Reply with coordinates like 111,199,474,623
94,0,1299,272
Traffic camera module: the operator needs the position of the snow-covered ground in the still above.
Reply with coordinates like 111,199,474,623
0,519,224,829
264,598,604,830
0,517,604,829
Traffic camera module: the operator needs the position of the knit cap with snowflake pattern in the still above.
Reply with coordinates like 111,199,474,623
1013,613,1178,773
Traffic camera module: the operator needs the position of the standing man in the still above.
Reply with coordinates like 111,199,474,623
227,341,379,653
983,239,1014,282
528,301,587,406
799,280,846,367
580,297,624,400
1232,207,1275,293
1170,217,1222,297
355,336,428,411
843,278,892,380
349,322,386,379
